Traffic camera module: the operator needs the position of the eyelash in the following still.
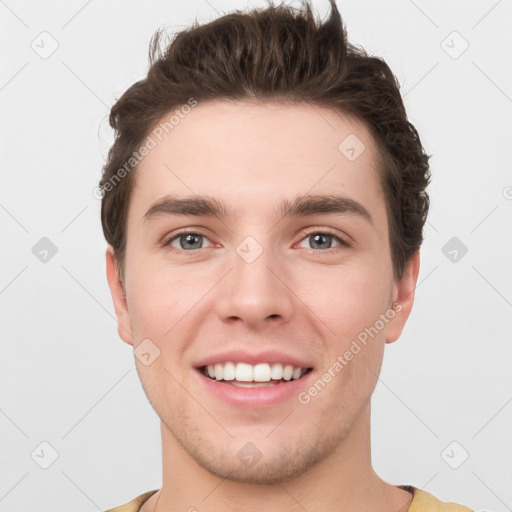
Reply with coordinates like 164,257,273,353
162,228,350,254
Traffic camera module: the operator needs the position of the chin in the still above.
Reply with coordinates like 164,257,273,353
168,414,349,485
194,450,319,485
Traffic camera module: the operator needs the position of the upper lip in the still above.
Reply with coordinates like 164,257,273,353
194,349,314,369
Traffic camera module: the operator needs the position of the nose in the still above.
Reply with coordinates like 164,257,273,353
214,238,295,328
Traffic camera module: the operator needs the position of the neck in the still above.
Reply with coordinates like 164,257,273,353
143,404,413,512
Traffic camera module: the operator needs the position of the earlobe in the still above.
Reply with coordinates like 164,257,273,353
105,246,134,346
385,251,421,344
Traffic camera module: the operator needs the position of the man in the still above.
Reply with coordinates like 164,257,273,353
99,1,473,510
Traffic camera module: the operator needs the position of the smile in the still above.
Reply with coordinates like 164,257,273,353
200,362,313,387
193,351,316,407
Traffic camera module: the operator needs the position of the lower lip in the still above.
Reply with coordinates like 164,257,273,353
194,368,314,408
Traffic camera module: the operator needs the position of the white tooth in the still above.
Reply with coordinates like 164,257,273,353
235,362,253,382
214,363,224,380
253,363,271,382
270,363,284,380
283,365,294,381
292,367,302,380
207,365,215,378
223,361,236,381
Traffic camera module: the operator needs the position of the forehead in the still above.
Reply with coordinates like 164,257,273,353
130,99,386,224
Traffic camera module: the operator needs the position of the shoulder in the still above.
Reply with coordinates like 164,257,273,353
408,487,473,512
103,490,159,512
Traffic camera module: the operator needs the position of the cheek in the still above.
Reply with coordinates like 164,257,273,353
300,262,392,339
125,263,189,345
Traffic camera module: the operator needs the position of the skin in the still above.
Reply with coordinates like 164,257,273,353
106,100,420,512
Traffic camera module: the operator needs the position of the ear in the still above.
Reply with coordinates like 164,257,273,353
385,250,421,344
105,245,134,346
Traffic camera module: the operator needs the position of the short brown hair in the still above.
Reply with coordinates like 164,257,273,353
99,0,430,283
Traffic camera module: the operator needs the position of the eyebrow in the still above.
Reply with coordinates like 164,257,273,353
142,194,373,225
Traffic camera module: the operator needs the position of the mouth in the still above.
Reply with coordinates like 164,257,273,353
197,361,314,387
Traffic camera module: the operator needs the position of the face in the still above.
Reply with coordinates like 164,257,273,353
107,100,419,484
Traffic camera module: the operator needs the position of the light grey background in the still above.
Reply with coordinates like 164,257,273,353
1,0,511,511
